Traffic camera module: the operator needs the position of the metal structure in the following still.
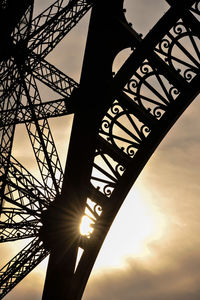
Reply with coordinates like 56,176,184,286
0,0,200,299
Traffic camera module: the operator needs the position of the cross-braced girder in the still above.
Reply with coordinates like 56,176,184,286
0,98,73,127
0,0,200,299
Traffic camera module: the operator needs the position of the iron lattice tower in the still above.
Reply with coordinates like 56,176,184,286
0,0,200,299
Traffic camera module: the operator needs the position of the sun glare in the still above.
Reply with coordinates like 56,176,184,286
77,184,167,273
92,186,167,271
80,215,94,237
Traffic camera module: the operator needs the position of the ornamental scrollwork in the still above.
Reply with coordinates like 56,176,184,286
190,1,200,18
80,198,103,238
155,19,200,82
99,100,151,158
90,148,126,197
123,60,179,119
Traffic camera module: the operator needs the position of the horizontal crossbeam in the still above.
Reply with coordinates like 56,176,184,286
0,207,40,242
0,98,74,127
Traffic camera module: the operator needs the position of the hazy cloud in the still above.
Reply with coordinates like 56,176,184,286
4,271,45,300
84,240,200,300
82,91,200,300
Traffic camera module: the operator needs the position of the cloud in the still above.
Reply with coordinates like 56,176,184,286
82,93,200,300
46,7,90,83
4,271,44,300
83,239,200,300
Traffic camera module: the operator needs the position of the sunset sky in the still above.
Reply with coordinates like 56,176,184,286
2,0,200,299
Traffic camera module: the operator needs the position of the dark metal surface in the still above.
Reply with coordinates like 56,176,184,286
0,0,200,299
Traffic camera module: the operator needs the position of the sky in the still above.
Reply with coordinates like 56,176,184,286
2,0,200,299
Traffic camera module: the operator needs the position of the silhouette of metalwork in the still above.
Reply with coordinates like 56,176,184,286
0,0,200,299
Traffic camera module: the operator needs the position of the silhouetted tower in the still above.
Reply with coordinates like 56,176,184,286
0,0,200,299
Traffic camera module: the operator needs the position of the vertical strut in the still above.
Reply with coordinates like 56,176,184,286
41,1,133,299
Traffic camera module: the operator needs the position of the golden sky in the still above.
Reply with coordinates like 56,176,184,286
2,0,200,299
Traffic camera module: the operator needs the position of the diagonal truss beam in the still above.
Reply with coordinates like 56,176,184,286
20,74,63,196
0,0,88,116
9,156,52,201
0,85,22,210
0,237,48,300
11,1,34,44
29,53,79,97
0,59,77,128
0,208,40,242
3,155,50,212
28,0,93,57
0,0,33,54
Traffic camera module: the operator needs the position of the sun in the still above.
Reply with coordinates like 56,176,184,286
91,185,167,271
80,215,94,237
77,178,167,273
